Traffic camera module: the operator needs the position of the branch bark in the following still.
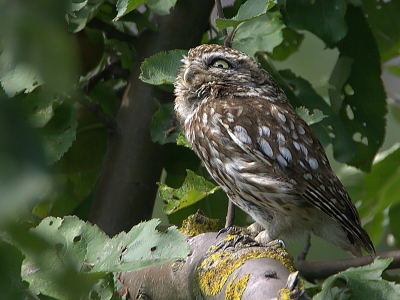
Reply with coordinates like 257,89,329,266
295,250,400,281
119,232,307,300
90,0,215,236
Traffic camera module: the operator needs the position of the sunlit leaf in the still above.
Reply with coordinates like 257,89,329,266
215,0,276,29
232,12,284,56
140,49,187,85
176,131,191,149
0,51,43,97
147,0,177,15
114,0,148,21
93,218,189,272
160,170,220,214
295,107,327,126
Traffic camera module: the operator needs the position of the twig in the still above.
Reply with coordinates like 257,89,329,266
297,233,311,261
295,250,400,281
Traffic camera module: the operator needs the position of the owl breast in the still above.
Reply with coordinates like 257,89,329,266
185,96,299,219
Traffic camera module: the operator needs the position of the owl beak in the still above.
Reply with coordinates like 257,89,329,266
183,67,192,83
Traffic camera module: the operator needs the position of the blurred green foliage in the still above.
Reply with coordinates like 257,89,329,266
0,0,399,299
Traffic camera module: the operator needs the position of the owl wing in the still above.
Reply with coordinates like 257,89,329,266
213,97,374,255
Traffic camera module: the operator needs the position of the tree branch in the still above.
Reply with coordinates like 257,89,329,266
119,232,308,300
295,250,400,281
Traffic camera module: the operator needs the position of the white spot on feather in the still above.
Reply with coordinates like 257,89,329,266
280,147,292,161
259,140,273,158
234,125,252,144
308,158,319,170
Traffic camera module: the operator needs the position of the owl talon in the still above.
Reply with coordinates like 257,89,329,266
266,239,286,249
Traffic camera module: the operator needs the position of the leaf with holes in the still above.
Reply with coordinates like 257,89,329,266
334,5,387,171
160,170,220,214
20,216,189,299
92,219,189,272
21,217,110,300
314,258,399,300
295,107,327,126
140,49,188,85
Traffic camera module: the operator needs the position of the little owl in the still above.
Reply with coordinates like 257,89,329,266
174,44,375,257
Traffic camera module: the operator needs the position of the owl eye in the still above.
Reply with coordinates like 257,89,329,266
211,59,230,69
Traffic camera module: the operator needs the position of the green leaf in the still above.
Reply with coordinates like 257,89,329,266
92,218,190,272
269,28,304,61
177,131,192,149
362,0,400,62
88,79,123,117
13,91,58,128
0,50,43,97
20,216,189,298
0,1,78,94
67,0,103,33
358,144,400,228
114,0,148,21
332,5,387,171
232,12,285,57
140,49,188,85
147,0,177,15
21,217,110,299
151,100,180,144
0,241,30,300
215,0,276,29
314,258,399,300
160,170,220,214
295,107,327,126
39,103,78,164
283,0,347,47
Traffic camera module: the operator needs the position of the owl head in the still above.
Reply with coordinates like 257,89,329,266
174,44,274,124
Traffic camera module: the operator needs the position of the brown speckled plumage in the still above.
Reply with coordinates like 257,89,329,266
174,44,375,257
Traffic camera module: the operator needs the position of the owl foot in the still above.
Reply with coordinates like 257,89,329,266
216,226,246,238
213,233,259,252
252,229,286,249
